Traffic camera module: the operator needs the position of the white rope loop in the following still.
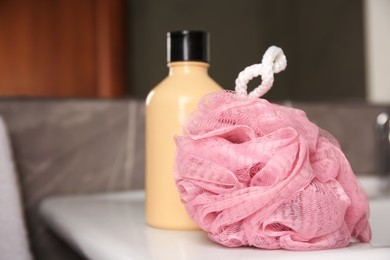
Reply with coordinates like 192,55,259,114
235,46,287,99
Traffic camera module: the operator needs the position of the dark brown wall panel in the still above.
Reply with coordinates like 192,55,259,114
0,0,125,97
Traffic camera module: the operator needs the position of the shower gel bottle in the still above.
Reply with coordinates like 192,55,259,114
145,31,222,229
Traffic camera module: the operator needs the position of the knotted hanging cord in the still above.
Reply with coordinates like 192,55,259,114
235,46,287,99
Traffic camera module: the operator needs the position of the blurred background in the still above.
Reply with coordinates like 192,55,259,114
129,0,368,101
0,0,389,260
0,0,389,102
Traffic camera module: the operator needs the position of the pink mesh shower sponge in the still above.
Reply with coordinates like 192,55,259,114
174,47,371,250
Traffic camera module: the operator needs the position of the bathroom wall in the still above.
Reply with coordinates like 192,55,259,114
364,0,390,104
293,102,387,176
128,0,366,102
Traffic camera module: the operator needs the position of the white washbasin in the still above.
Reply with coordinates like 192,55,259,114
40,177,390,260
359,176,390,246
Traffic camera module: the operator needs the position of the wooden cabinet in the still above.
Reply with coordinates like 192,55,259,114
0,0,126,98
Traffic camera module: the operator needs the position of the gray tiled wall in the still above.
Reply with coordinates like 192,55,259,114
0,99,388,259
292,102,389,176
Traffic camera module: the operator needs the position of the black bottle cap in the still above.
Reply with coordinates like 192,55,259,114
167,30,210,63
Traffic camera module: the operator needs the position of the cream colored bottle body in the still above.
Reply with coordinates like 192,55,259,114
146,61,222,229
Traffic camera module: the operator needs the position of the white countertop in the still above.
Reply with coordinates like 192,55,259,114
39,191,390,260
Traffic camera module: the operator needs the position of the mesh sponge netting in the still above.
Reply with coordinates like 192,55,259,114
174,47,371,250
